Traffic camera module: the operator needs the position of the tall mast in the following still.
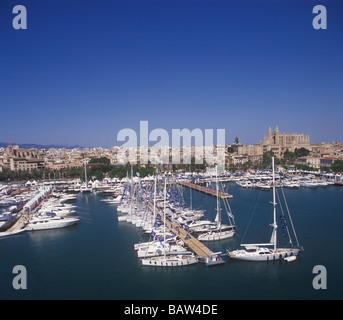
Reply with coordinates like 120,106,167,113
189,168,192,211
84,161,88,186
215,164,221,229
271,157,277,251
163,177,167,257
153,176,157,219
130,164,133,215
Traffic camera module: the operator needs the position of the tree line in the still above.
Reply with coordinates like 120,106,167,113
1,152,342,182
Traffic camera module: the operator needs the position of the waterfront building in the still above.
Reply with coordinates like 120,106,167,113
296,156,343,169
4,143,44,172
310,142,343,158
262,126,311,158
226,126,311,166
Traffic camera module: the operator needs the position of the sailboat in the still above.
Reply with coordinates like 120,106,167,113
228,157,302,261
197,165,235,242
141,178,198,267
80,161,91,193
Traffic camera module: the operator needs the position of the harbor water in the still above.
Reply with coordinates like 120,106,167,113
1,183,343,300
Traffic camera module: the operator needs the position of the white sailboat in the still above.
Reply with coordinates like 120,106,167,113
141,178,198,267
228,157,302,261
80,162,91,193
197,166,235,241
137,240,193,258
141,254,198,267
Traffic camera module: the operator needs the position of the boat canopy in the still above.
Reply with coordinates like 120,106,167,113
241,243,274,249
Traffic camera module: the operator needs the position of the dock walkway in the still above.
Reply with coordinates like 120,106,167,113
7,210,31,231
179,181,233,199
156,209,225,266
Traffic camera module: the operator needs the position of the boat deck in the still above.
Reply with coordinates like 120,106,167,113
179,181,233,199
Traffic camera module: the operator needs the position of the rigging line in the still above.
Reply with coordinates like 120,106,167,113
281,187,300,247
222,182,234,221
275,188,293,245
240,189,262,246
220,182,235,225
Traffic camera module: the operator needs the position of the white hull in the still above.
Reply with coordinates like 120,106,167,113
141,255,198,267
26,217,79,231
229,248,300,261
0,229,26,238
198,230,235,241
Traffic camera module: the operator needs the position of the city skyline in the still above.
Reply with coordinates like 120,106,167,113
0,125,341,152
1,0,342,148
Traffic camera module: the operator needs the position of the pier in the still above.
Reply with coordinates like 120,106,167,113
5,188,50,232
145,200,225,266
7,210,31,231
158,210,225,266
179,181,233,199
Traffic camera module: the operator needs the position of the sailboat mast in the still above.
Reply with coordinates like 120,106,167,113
130,165,133,215
216,164,221,229
84,161,88,186
189,168,192,211
153,176,157,219
272,157,277,251
163,177,167,255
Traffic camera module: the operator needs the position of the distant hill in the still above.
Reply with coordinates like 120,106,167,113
0,142,84,149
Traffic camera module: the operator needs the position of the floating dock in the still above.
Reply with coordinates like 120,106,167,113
179,181,233,199
146,200,225,266
7,211,31,231
153,205,225,266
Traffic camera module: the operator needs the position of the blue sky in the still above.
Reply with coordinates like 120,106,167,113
0,0,342,147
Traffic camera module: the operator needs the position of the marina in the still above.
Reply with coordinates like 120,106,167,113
1,0,342,303
0,170,343,299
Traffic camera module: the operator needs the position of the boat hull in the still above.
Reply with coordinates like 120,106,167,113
229,248,300,261
26,218,79,231
198,230,235,241
0,229,26,238
141,255,198,267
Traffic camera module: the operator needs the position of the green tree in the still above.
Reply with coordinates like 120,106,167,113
88,157,110,165
283,149,296,165
262,151,275,168
94,170,104,181
331,160,343,172
294,147,310,157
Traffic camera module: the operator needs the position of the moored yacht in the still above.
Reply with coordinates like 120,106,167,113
228,158,302,262
26,214,79,231
197,165,236,242
197,227,235,241
141,254,198,267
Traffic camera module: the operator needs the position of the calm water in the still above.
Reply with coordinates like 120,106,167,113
1,184,343,300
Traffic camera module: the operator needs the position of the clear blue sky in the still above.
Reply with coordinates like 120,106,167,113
1,0,342,147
